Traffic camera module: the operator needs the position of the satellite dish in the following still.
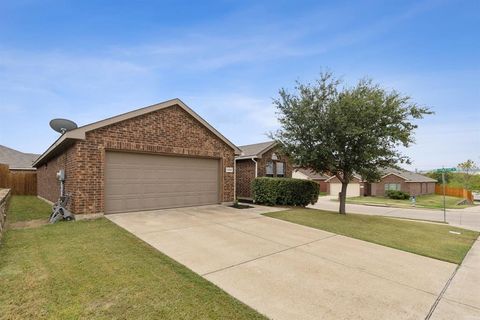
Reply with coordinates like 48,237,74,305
49,118,78,134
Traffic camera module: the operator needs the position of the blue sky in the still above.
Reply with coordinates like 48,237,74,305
0,0,478,170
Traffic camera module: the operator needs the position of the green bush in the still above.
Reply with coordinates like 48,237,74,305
385,190,410,200
252,177,320,206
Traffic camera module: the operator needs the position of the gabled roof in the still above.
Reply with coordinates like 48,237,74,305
33,98,241,167
236,141,276,160
0,145,39,170
380,167,437,183
294,168,330,180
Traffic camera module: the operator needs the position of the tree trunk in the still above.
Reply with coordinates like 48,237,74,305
339,182,348,214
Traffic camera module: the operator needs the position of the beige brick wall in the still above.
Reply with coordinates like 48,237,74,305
38,105,236,214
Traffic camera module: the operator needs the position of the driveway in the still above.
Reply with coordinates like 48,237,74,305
311,196,480,231
107,205,460,320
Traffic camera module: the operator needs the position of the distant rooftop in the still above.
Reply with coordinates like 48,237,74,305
294,168,330,180
381,167,437,183
237,141,276,159
0,145,39,169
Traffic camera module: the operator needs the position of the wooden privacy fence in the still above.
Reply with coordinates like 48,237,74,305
435,184,473,202
0,164,37,195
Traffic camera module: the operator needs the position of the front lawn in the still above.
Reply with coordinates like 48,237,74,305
6,195,51,223
346,194,473,209
0,197,266,319
264,208,479,264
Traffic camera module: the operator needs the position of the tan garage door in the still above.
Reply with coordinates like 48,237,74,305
105,152,220,214
329,183,360,198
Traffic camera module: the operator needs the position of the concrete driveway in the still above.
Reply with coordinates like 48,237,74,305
107,205,460,320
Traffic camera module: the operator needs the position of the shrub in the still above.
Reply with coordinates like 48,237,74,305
252,177,320,206
385,190,410,200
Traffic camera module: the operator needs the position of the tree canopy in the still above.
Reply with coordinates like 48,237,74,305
271,72,432,214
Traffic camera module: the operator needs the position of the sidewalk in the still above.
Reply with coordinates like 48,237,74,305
310,196,480,319
309,196,480,231
430,238,480,319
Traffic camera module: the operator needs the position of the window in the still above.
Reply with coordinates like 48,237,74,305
276,162,285,177
384,183,400,191
266,161,274,176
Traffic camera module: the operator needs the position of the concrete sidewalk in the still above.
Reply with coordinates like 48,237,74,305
430,238,480,319
310,196,480,231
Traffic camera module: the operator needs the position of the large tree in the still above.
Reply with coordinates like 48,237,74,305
271,72,432,214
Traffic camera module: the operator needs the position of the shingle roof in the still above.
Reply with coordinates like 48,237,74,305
381,167,437,183
33,98,241,167
237,141,276,159
0,145,39,169
295,168,330,180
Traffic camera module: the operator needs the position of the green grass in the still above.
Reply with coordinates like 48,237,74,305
0,197,266,319
6,195,51,223
264,208,479,264
346,194,473,209
318,192,327,196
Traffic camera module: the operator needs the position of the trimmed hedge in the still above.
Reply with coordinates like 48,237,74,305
385,190,410,200
252,177,320,207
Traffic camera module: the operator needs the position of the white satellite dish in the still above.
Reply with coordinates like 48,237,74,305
49,118,78,134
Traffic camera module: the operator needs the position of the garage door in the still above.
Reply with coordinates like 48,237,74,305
329,183,360,198
105,152,220,214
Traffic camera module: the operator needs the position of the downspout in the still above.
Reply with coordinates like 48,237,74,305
251,158,258,178
233,159,237,201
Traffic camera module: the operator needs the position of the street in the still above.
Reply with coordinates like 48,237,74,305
310,196,480,232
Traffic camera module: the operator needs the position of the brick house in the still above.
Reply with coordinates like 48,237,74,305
292,168,329,193
33,99,240,215
235,141,292,199
366,168,437,196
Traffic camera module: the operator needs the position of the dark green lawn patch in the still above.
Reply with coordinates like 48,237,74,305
264,208,479,264
6,195,51,223
0,219,266,319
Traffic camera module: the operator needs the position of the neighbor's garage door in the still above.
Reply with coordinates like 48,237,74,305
329,183,360,198
105,152,220,214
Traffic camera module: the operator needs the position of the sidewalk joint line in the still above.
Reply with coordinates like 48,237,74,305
425,264,461,320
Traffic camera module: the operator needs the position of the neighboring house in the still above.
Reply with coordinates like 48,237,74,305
235,141,292,199
0,144,39,171
33,99,240,215
366,168,437,196
292,168,329,193
326,175,364,198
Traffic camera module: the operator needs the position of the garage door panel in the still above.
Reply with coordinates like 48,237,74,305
329,183,360,198
105,152,220,214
